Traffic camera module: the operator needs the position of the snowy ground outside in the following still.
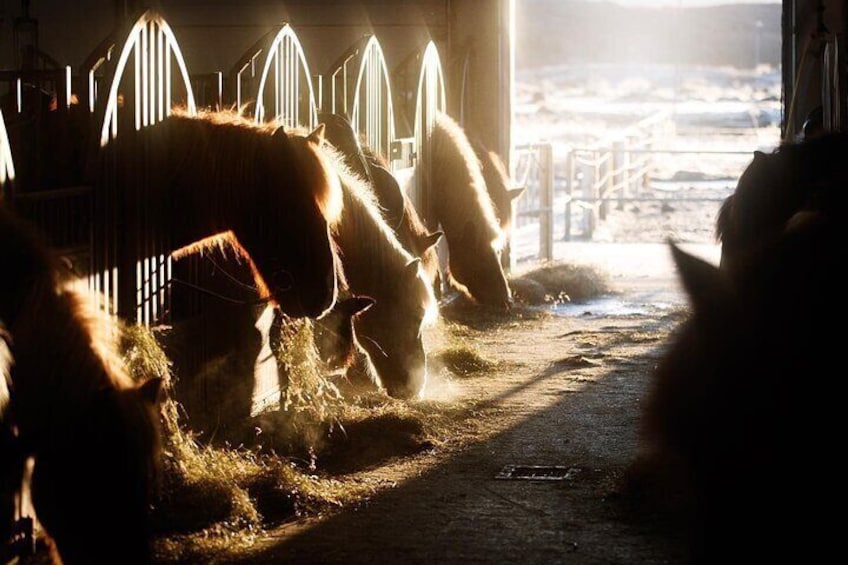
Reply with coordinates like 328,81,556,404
508,62,782,310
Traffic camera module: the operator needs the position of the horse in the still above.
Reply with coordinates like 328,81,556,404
470,137,525,235
0,322,19,558
0,204,164,565
420,111,512,309
320,112,443,296
622,211,844,563
716,131,848,277
321,141,439,400
102,108,343,320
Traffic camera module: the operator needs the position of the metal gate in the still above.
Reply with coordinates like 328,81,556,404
92,9,197,325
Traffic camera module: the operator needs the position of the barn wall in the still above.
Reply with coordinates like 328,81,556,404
447,0,512,162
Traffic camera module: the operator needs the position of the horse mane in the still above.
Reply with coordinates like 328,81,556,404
429,112,505,250
112,109,344,303
165,107,343,226
320,143,437,321
324,144,414,272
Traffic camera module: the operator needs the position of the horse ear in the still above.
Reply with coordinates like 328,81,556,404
343,295,376,316
507,187,526,202
308,123,326,146
418,230,443,252
138,377,164,405
272,125,288,141
669,241,728,314
404,258,422,278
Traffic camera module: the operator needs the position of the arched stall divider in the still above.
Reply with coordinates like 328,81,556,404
233,24,318,128
409,40,447,217
328,34,397,167
92,8,197,325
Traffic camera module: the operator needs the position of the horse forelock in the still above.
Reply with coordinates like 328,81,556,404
431,113,505,246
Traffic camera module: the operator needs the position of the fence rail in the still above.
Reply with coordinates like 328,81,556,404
511,111,760,264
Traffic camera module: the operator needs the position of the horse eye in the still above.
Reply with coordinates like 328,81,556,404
271,271,294,291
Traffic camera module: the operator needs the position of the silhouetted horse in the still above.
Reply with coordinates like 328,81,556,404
623,212,843,563
716,131,848,276
421,112,512,308
322,142,439,400
0,205,163,565
103,108,343,319
320,112,443,296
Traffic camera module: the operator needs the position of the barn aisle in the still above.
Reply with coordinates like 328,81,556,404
210,243,703,564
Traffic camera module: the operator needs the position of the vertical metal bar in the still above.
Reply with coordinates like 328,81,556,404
165,41,172,116
158,25,164,121
135,30,142,130
141,23,148,128
275,41,281,123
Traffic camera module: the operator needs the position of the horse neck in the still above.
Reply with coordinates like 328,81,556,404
336,179,411,295
11,287,128,441
127,120,253,253
429,125,500,241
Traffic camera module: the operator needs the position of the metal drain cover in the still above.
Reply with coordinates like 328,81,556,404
495,465,575,481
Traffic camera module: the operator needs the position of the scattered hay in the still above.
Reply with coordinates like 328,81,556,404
274,317,344,421
120,323,377,560
118,306,495,562
436,345,497,377
510,261,610,305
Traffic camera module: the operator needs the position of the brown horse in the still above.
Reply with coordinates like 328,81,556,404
0,204,163,565
716,131,848,277
420,112,512,309
320,112,443,296
471,137,525,235
623,212,843,563
102,108,343,319
322,142,439,400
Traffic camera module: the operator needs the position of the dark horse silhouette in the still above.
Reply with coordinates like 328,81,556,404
716,131,848,277
623,211,843,564
102,108,343,320
0,204,163,565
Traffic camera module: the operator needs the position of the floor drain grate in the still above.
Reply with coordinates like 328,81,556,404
495,465,575,481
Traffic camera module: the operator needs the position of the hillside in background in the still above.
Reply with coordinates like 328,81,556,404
516,0,782,69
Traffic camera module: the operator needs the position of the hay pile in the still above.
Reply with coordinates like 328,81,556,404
509,261,610,305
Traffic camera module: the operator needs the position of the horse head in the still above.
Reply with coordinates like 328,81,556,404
233,124,343,319
352,258,438,399
474,142,525,234
447,220,512,310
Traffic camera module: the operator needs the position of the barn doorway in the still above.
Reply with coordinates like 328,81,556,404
510,0,782,270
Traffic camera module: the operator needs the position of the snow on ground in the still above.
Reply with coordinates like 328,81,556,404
510,62,782,277
508,62,781,311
